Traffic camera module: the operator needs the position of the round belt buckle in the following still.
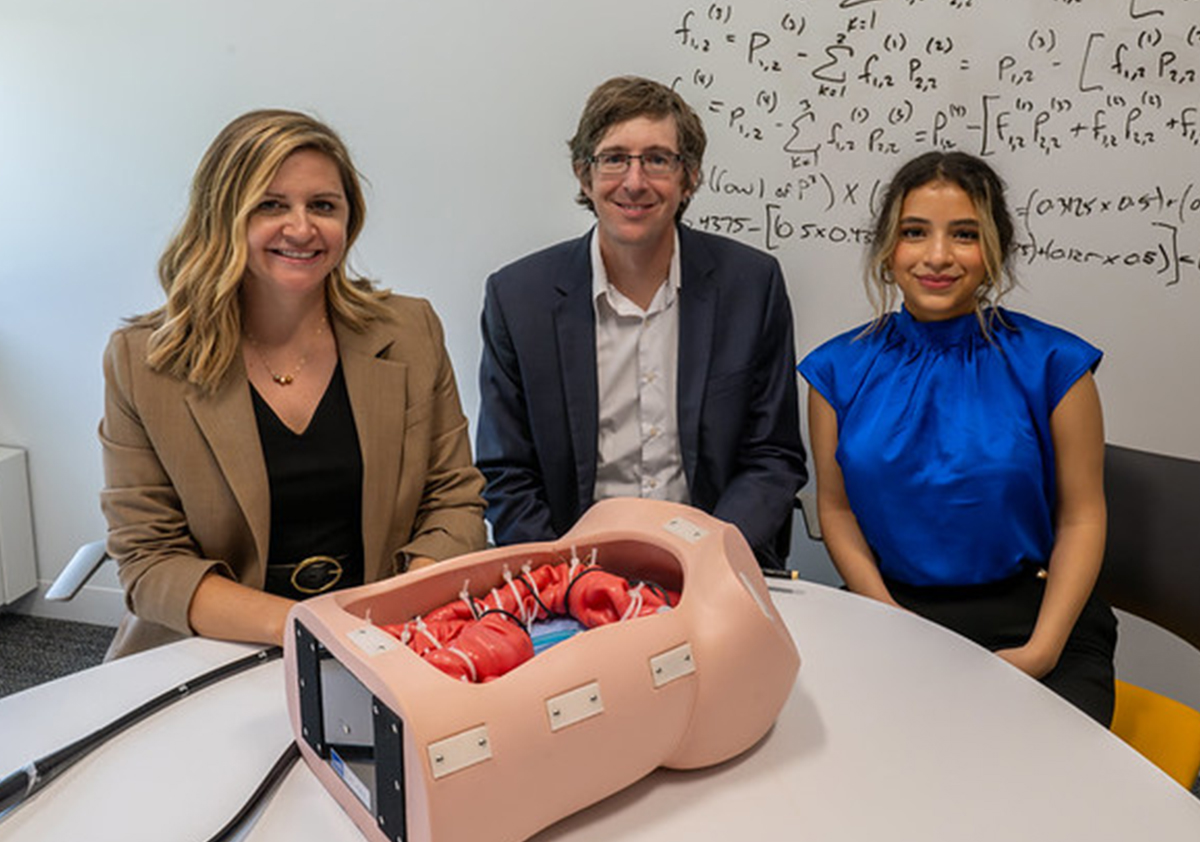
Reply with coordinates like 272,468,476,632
291,555,344,595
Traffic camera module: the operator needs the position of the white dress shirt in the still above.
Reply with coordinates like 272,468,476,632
591,230,690,504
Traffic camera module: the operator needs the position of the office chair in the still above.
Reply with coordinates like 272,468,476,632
795,490,822,541
45,539,110,602
1096,444,1200,790
1110,679,1200,788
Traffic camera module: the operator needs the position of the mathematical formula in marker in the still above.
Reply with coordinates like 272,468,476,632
669,0,1200,287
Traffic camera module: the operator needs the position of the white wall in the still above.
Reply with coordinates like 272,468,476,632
2,2,1197,708
2,0,669,621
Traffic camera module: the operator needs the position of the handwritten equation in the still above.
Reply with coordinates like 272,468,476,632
668,0,1200,286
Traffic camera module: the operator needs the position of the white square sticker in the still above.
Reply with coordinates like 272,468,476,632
663,516,707,543
347,625,400,657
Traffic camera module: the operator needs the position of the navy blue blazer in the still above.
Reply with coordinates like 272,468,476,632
476,225,807,569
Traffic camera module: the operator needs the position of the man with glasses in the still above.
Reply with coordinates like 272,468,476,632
477,76,806,570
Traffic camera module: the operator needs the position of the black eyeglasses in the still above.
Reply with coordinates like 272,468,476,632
588,151,684,177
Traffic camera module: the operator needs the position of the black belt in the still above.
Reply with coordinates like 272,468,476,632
265,555,348,597
884,561,1048,601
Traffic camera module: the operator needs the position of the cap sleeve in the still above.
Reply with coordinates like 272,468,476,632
798,341,839,409
1000,311,1102,410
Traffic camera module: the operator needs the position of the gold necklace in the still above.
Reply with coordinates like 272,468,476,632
245,318,327,386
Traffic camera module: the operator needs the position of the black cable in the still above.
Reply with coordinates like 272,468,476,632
204,741,300,842
518,569,553,617
631,578,672,605
560,564,608,614
476,607,533,636
0,645,282,820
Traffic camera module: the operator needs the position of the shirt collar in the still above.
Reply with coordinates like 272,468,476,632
591,227,682,314
893,305,986,348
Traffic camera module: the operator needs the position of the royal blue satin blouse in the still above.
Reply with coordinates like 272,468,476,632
799,308,1101,587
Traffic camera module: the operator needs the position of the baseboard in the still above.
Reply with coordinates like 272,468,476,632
13,580,125,627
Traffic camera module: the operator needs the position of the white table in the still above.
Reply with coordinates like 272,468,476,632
2,581,1198,841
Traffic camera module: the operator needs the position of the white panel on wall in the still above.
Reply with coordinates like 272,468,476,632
0,447,37,605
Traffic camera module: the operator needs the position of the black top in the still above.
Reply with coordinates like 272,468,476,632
251,363,364,600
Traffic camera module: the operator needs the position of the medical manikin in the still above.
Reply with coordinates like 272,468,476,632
285,499,800,842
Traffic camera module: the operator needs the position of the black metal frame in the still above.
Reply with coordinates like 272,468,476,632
294,620,408,842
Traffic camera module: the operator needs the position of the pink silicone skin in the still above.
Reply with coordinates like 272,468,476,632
284,498,800,842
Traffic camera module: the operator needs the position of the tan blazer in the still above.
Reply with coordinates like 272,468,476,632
100,295,486,658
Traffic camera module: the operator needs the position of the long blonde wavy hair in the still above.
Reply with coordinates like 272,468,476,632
133,109,390,392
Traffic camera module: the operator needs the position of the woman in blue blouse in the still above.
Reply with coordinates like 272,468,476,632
799,151,1116,724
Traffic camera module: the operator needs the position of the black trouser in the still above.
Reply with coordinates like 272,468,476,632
886,566,1118,726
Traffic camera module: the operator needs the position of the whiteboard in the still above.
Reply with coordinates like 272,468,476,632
1,0,1197,594
665,0,1200,462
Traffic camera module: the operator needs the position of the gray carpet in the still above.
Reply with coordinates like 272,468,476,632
0,613,114,698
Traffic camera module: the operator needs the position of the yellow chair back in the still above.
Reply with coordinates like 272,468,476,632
1111,679,1200,789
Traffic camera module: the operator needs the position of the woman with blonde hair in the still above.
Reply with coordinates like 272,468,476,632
800,151,1116,724
101,109,485,658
